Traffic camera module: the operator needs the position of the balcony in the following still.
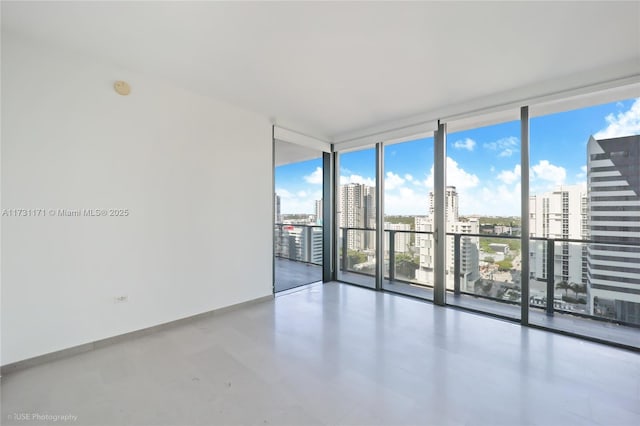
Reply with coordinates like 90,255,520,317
274,224,638,349
275,258,322,292
337,228,640,350
274,224,323,292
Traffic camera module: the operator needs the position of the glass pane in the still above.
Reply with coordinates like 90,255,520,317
529,97,640,348
274,157,323,292
381,137,434,300
446,120,522,320
338,148,376,289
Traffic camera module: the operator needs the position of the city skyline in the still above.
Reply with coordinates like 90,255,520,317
277,134,639,323
275,98,639,216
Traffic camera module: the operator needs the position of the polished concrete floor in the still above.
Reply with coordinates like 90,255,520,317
2,282,639,426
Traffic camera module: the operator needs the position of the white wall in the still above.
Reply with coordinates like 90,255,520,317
1,35,273,365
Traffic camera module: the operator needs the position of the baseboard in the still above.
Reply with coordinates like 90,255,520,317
0,294,274,376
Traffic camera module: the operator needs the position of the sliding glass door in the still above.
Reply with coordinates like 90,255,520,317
381,136,434,300
527,97,640,348
274,155,323,292
328,95,639,350
337,148,377,289
444,120,522,320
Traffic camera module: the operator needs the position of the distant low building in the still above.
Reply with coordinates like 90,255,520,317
489,243,509,254
279,225,322,264
493,225,512,235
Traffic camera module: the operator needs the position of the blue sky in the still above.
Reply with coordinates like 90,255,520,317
276,98,640,216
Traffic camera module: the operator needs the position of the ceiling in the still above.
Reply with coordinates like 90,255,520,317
274,140,322,167
2,1,639,145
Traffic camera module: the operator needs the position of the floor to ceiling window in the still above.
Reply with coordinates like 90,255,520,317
274,156,323,292
528,97,640,347
444,119,522,320
381,136,434,300
337,148,377,289
325,93,638,350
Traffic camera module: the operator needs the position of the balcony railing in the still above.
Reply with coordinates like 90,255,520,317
274,223,323,266
337,227,640,328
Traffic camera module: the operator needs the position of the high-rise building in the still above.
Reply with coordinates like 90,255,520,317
338,183,377,251
339,183,366,251
587,134,640,323
315,199,323,225
451,218,481,290
429,186,459,222
364,186,376,250
275,194,281,223
416,187,479,290
310,226,323,264
529,185,588,297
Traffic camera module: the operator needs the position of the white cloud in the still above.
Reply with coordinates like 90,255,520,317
386,158,522,216
423,157,479,191
385,161,480,215
531,160,566,185
340,174,375,187
576,165,587,179
453,138,476,151
446,158,480,189
594,98,640,139
484,136,519,157
385,171,405,190
385,186,430,215
383,172,431,214
497,165,521,184
277,188,322,214
303,167,323,184
418,158,521,216
423,173,433,189
468,183,521,216
275,188,293,198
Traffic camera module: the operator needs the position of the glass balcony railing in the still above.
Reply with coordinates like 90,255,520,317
336,227,639,346
338,227,377,288
447,233,522,319
274,223,323,293
527,237,640,327
274,223,323,265
443,233,639,327
337,228,434,284
383,229,434,300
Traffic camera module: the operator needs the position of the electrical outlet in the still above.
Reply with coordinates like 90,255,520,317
114,295,128,303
